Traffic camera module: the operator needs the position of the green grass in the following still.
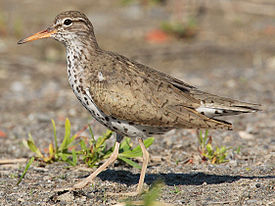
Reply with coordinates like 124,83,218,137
161,18,198,39
124,180,164,206
19,118,154,184
197,130,229,164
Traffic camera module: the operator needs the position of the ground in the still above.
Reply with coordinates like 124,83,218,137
0,0,274,205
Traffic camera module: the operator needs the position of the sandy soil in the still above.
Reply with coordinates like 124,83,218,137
0,0,274,205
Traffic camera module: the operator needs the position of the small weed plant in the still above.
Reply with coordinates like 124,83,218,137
161,19,198,39
19,118,154,184
124,180,164,206
197,130,229,164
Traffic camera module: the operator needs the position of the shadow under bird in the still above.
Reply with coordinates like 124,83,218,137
18,11,260,195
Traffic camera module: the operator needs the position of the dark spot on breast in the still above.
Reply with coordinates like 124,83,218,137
223,110,228,113
149,132,153,135
124,128,128,133
214,111,220,114
211,100,214,103
73,55,77,59
142,129,146,132
117,121,121,124
201,112,205,115
79,85,84,92
79,78,83,83
129,122,134,125
105,117,109,121
112,117,117,120
113,126,118,130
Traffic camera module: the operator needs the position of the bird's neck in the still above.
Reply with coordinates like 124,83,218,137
66,36,100,70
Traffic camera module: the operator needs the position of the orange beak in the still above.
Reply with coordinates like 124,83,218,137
17,28,56,44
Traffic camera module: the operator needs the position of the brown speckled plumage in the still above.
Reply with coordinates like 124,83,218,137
18,11,260,195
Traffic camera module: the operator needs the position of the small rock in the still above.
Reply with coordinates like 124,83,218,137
266,56,275,70
56,192,74,202
226,79,236,88
238,131,254,140
10,81,24,92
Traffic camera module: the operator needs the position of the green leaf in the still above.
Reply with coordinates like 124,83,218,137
120,137,155,158
51,119,58,152
120,137,132,152
72,149,77,166
88,125,95,142
27,134,43,158
48,143,55,160
144,137,154,148
17,157,35,185
206,143,213,154
144,180,163,205
118,156,141,169
59,118,71,151
59,118,77,152
79,139,88,151
60,153,70,161
96,130,112,149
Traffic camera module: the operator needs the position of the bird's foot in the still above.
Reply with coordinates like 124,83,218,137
72,179,91,189
53,179,92,192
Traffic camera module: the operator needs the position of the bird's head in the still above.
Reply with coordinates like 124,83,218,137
18,11,96,46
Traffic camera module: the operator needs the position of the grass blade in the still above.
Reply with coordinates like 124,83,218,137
17,157,35,185
27,134,43,158
51,119,58,152
60,118,71,151
118,156,141,169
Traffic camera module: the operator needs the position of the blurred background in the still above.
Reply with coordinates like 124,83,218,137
0,0,275,156
0,0,274,205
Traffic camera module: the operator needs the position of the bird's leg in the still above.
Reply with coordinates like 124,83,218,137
107,137,150,196
136,137,150,194
73,133,123,189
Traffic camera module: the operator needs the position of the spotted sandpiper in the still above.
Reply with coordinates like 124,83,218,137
18,11,260,195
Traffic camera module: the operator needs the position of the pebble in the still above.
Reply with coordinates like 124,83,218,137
57,192,74,202
10,81,24,92
238,131,254,140
266,56,275,70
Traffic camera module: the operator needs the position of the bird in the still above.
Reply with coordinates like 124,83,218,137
18,11,260,195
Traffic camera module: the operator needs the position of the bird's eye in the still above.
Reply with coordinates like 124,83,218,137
63,19,72,26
